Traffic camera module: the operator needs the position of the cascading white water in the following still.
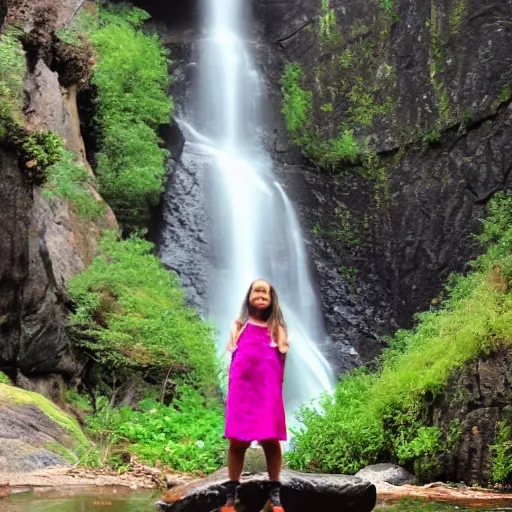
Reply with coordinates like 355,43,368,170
181,0,335,420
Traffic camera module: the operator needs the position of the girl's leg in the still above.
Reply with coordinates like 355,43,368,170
222,440,251,511
260,439,282,480
227,439,251,481
260,440,285,510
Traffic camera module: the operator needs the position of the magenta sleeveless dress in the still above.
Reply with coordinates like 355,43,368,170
224,322,287,441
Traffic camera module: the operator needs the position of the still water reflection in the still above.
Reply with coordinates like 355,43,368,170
1,490,506,512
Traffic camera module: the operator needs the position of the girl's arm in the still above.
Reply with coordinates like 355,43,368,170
226,321,239,352
277,325,289,354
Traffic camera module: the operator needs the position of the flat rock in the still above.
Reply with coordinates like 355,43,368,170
158,468,376,512
355,463,415,486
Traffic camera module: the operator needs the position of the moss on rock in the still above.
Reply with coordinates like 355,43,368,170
0,383,88,446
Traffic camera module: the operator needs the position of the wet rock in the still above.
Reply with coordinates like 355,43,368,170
0,383,86,472
158,144,212,313
158,468,376,512
355,464,415,486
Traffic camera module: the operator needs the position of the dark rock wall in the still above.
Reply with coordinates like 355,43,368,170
254,0,512,334
434,346,512,485
0,0,118,393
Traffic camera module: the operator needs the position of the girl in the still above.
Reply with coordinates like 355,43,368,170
221,279,289,512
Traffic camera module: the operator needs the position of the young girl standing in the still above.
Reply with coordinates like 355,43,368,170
222,279,289,512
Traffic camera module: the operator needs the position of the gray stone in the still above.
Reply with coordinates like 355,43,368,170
355,463,415,486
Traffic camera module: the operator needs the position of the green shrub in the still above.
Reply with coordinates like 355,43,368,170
43,148,105,219
22,131,65,168
81,4,174,230
288,192,512,476
0,27,25,130
281,63,313,142
81,385,225,474
67,231,219,394
490,419,512,484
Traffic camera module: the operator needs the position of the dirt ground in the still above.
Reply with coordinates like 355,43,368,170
0,463,194,497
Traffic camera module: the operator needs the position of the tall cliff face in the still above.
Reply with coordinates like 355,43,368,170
254,0,512,333
0,0,117,399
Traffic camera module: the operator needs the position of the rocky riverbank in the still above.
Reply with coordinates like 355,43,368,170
1,465,511,509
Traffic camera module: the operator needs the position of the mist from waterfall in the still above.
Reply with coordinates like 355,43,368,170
177,0,335,420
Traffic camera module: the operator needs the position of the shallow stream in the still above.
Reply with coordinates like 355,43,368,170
2,489,509,512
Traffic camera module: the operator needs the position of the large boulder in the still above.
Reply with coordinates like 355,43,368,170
158,468,376,512
355,463,415,486
0,383,88,472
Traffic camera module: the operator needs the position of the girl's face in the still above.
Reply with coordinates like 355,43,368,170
249,280,272,311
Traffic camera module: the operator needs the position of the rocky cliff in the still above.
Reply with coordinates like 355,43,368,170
145,0,512,373
254,0,512,356
0,0,117,400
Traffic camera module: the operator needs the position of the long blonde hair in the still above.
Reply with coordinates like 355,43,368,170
235,279,287,342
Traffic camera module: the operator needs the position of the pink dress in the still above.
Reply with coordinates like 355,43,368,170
224,322,287,441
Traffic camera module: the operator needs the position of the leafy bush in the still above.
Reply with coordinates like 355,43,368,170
80,385,225,474
288,192,512,480
43,148,105,219
81,4,174,230
67,231,219,394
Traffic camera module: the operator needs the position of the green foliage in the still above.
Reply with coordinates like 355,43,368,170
281,63,360,167
80,386,225,473
449,0,466,35
347,79,394,127
380,0,394,10
429,0,453,123
0,27,25,129
288,192,512,476
82,4,174,230
0,383,89,446
0,372,11,385
332,205,360,246
338,265,357,284
318,0,340,45
45,441,77,464
499,85,511,103
281,63,313,141
320,129,360,167
339,49,353,69
22,131,65,169
490,418,512,484
43,149,105,219
67,231,219,394
422,129,441,145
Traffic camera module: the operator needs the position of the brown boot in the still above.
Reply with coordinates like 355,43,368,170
220,480,240,512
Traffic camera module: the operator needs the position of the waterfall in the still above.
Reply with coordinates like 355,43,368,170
164,0,334,421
